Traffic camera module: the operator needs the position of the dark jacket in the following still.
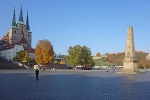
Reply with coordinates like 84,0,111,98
35,69,39,75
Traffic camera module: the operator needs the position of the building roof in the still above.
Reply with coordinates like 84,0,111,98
0,44,16,50
11,6,16,27
26,10,30,31
24,48,35,53
0,32,9,44
18,36,28,44
18,4,24,23
0,43,34,53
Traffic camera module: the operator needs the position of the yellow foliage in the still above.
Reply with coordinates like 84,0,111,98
60,59,66,64
96,52,101,57
54,60,58,65
34,39,54,64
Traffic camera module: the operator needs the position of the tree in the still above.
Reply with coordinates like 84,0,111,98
34,39,54,64
54,60,58,66
14,51,30,63
60,59,66,64
96,52,101,57
66,45,93,68
23,51,30,63
88,57,95,67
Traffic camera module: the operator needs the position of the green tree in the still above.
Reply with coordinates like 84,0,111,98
34,39,54,64
88,57,95,67
14,51,30,62
66,45,93,68
23,51,30,63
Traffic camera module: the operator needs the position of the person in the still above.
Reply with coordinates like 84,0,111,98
106,67,109,72
113,68,115,73
35,68,39,80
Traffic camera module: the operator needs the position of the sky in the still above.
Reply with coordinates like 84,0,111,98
1,0,150,56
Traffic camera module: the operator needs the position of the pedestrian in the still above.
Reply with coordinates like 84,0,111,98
113,68,115,73
35,68,39,80
106,67,109,72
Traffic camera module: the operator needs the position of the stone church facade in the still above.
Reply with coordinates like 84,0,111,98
0,4,32,48
0,4,34,61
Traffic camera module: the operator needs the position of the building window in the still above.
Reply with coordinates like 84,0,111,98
22,26,23,29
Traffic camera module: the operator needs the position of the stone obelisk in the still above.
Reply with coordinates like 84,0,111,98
122,26,139,74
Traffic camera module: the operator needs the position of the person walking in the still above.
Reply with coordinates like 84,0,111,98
113,68,115,73
35,68,39,80
106,67,109,72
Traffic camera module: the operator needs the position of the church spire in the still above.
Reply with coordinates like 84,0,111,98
26,9,30,31
11,5,16,28
18,3,24,24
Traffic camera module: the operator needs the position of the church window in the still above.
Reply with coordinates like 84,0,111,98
22,26,23,29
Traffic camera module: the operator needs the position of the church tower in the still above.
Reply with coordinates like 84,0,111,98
25,9,32,48
9,5,18,44
7,3,32,48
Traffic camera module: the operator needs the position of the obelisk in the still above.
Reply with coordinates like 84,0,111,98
122,26,139,74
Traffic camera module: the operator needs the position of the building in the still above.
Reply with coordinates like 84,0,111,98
0,4,34,61
93,56,101,60
146,53,150,61
0,44,24,61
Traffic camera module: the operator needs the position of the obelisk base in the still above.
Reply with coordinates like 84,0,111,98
122,62,139,74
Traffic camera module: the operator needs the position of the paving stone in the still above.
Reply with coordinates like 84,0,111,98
0,69,150,100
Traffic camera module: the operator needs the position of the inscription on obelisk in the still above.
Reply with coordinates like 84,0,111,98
122,26,139,74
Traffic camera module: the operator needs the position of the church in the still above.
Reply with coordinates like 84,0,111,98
0,4,34,61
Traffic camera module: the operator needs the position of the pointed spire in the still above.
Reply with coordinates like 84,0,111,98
26,9,30,31
11,5,16,27
18,2,24,24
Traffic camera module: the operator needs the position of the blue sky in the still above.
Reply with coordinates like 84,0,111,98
1,0,150,56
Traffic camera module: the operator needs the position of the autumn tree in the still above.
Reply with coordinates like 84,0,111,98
60,59,66,64
14,51,30,63
34,39,54,64
66,45,94,68
103,51,148,67
96,52,101,57
54,60,58,67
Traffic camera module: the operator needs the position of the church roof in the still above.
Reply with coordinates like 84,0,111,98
24,48,35,53
18,36,28,44
18,4,24,24
0,44,16,50
11,6,16,28
0,32,9,44
26,10,30,31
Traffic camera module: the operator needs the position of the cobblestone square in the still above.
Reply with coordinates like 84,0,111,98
0,69,150,100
